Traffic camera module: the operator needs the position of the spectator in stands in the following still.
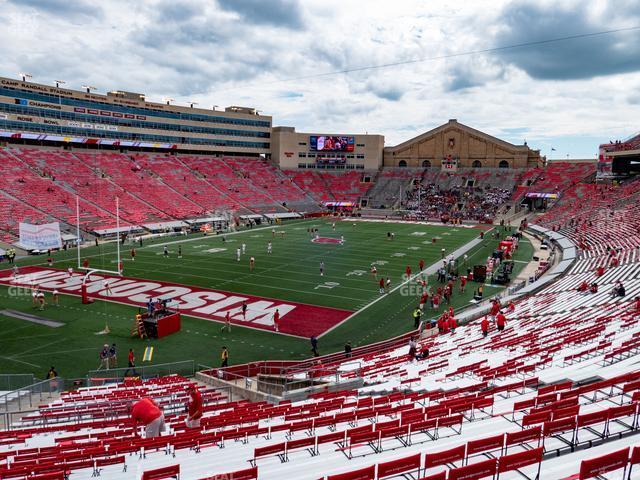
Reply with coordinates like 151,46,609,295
220,346,229,367
186,385,203,428
344,341,352,358
481,317,489,337
408,336,417,362
578,280,589,292
449,316,457,333
496,311,506,332
415,344,429,360
590,282,598,293
610,281,626,298
131,397,165,438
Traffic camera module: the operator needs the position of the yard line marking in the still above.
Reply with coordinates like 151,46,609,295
12,338,68,358
0,356,41,368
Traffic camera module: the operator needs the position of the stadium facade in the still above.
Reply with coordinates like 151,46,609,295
0,76,272,155
383,119,541,170
0,77,544,171
271,126,384,170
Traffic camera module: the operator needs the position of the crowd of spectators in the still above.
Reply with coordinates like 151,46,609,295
401,183,512,223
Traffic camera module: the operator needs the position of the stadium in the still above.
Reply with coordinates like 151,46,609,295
1,2,640,479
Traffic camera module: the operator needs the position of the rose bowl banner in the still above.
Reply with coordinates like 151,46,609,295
19,222,62,250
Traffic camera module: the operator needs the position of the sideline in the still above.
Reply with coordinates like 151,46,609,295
318,232,490,338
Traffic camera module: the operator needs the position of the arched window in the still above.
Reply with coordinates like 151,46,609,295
472,160,482,168
398,160,407,167
498,160,509,169
422,160,431,167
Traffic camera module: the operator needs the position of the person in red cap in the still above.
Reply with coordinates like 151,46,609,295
186,385,203,428
131,397,165,438
481,317,489,337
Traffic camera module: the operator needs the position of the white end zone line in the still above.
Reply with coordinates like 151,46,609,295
317,233,488,339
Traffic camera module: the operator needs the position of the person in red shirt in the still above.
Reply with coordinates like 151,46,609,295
420,291,428,310
405,265,412,278
496,312,506,331
442,316,450,334
273,309,280,332
432,294,440,310
82,258,89,269
131,248,136,261
131,397,165,438
419,259,425,271
634,296,640,313
449,316,457,333
577,280,589,292
437,315,444,333
460,276,467,293
490,300,500,318
507,301,515,313
481,317,489,337
186,385,203,428
590,283,598,293
379,277,385,294
596,266,605,277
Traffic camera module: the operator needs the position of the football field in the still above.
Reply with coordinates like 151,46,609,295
0,218,532,380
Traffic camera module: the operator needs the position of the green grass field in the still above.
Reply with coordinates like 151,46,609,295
0,218,532,381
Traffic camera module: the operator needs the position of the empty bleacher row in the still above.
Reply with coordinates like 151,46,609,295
0,147,327,239
4,198,640,479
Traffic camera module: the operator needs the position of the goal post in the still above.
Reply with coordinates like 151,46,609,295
76,195,123,279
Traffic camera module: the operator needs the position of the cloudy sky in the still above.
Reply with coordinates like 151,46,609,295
1,0,639,159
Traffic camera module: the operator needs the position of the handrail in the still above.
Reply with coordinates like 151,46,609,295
0,378,62,413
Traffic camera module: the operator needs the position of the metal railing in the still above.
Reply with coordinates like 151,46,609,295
0,377,62,413
85,360,195,385
0,374,35,392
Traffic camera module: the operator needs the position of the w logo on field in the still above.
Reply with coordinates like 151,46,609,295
311,237,344,245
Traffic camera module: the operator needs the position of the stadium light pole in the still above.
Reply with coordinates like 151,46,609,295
82,85,96,94
54,80,65,88
212,105,219,111
164,97,174,106
188,101,198,108
18,72,32,82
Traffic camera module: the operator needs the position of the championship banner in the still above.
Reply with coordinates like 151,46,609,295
19,222,62,250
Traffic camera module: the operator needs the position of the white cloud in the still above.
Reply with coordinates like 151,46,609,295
0,0,638,158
